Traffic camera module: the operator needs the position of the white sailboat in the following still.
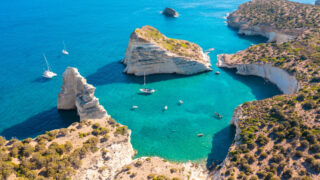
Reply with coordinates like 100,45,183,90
139,72,155,94
62,41,69,55
42,54,57,79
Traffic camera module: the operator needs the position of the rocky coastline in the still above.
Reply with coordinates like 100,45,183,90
217,54,300,94
122,25,212,76
1,0,319,179
227,0,319,43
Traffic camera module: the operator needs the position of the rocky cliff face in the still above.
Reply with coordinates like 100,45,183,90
72,131,135,180
58,67,107,120
227,14,295,43
123,26,211,76
227,0,320,43
217,54,300,94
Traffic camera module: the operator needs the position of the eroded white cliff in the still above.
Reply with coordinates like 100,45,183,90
123,26,212,76
217,55,300,94
57,67,107,120
73,132,135,180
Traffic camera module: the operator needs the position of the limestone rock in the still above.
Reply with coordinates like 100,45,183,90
162,7,179,17
58,67,107,120
217,54,300,94
123,26,212,76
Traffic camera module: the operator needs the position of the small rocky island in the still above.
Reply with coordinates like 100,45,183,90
123,25,212,76
162,7,179,17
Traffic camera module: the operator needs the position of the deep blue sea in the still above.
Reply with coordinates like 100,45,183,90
0,0,315,162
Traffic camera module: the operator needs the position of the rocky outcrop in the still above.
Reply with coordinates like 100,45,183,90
227,14,295,43
225,0,320,43
123,25,212,76
162,7,179,17
217,54,300,94
316,0,320,5
73,131,135,180
58,67,107,120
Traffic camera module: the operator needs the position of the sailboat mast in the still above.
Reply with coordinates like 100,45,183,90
63,41,66,50
144,72,146,86
43,54,50,71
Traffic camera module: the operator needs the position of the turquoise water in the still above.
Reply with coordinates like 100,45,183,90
0,0,313,162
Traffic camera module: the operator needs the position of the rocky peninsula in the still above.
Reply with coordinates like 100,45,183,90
122,25,212,76
227,0,320,43
214,1,320,179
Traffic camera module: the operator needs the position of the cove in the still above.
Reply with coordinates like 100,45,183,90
0,0,284,162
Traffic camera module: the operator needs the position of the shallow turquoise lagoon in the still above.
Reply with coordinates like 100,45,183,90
0,0,313,162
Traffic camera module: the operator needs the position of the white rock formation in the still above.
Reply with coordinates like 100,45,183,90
123,26,212,76
217,54,300,94
73,132,135,180
58,67,107,120
227,15,295,43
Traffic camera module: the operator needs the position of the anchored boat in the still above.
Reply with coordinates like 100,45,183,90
42,54,57,79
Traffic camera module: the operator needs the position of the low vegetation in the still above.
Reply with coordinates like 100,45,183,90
135,26,204,60
230,0,320,32
0,118,129,179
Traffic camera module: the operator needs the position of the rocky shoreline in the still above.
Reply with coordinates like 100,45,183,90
227,0,319,43
1,0,319,179
217,54,300,94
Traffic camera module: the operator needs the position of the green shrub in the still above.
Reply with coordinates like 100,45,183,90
115,126,128,135
270,154,284,163
310,144,320,153
0,136,6,146
302,100,316,110
300,140,309,149
256,135,269,146
294,151,303,158
135,160,143,167
282,169,292,178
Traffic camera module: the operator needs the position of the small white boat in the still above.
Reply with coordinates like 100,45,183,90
62,41,69,55
139,72,155,94
179,100,183,105
205,48,215,52
164,105,168,110
132,106,138,109
197,134,204,137
140,88,155,94
42,54,57,79
62,49,69,55
215,71,220,75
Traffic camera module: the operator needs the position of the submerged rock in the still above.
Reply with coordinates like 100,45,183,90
162,7,179,17
57,67,107,120
123,25,212,76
